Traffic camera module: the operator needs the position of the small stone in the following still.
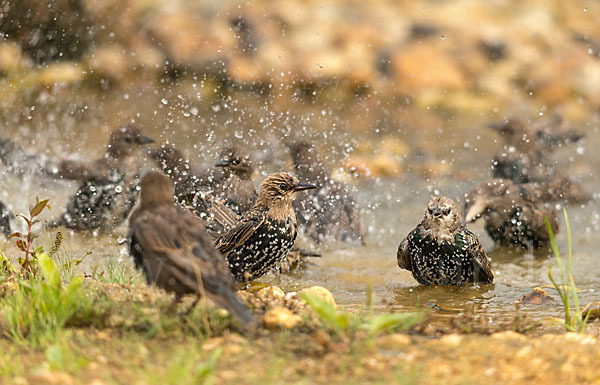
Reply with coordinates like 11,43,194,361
519,287,556,305
298,286,336,307
375,333,411,350
31,370,75,385
257,286,285,300
439,333,463,347
263,306,301,330
491,331,527,341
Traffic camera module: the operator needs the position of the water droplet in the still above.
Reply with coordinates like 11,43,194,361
212,104,221,112
584,7,588,12
440,34,445,40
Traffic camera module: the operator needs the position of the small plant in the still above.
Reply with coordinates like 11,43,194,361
8,197,50,276
3,253,100,346
300,293,421,336
546,208,590,333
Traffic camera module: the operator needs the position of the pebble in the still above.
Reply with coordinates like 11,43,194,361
263,306,302,330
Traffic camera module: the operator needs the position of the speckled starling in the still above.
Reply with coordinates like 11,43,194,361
49,125,154,231
464,178,559,249
288,141,364,244
128,172,254,324
214,145,257,215
0,200,12,237
147,144,224,205
488,115,583,183
215,172,316,282
397,196,494,286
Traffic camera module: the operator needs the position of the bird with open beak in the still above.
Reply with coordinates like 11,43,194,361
215,172,317,282
397,196,494,286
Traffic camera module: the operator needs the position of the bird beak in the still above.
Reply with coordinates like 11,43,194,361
137,135,155,144
215,159,229,167
463,199,486,224
293,183,317,192
431,207,442,218
486,122,506,132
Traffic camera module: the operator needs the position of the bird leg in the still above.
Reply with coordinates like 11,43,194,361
165,294,181,314
183,296,201,316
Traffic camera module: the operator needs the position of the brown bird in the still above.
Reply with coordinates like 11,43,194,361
50,125,154,231
489,115,584,184
463,178,559,249
215,172,316,282
398,196,494,286
147,144,224,205
128,171,255,325
213,145,257,215
288,142,364,244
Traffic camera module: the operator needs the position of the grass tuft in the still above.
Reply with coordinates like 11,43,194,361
546,208,590,333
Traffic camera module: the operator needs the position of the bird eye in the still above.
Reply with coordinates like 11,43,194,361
442,208,450,215
427,207,433,214
231,159,240,165
279,183,288,190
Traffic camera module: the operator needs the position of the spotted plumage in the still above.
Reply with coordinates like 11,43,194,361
489,115,584,184
398,196,493,286
128,172,254,324
147,144,225,205
215,172,316,282
50,125,153,231
288,141,364,244
464,178,559,249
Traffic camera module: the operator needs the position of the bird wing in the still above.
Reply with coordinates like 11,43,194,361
396,235,412,272
215,207,266,254
210,196,240,229
128,207,254,325
459,227,494,283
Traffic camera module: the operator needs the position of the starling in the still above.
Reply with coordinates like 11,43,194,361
463,178,559,249
488,115,583,183
214,145,257,215
147,144,224,205
288,142,364,244
0,200,12,237
128,172,254,325
397,196,494,286
49,125,154,231
215,172,316,282
0,134,55,177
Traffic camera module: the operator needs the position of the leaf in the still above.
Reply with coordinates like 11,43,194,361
38,253,60,288
30,199,50,217
300,293,350,332
8,232,24,239
365,312,422,336
15,240,26,252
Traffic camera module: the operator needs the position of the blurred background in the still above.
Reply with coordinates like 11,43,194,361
0,0,599,315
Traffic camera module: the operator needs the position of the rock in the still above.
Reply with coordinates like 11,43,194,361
263,306,301,330
375,333,411,350
31,370,75,385
86,44,129,81
298,286,336,307
518,287,556,305
439,333,463,347
392,43,466,92
0,42,31,73
38,62,84,86
581,302,600,321
257,286,285,301
491,331,527,341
